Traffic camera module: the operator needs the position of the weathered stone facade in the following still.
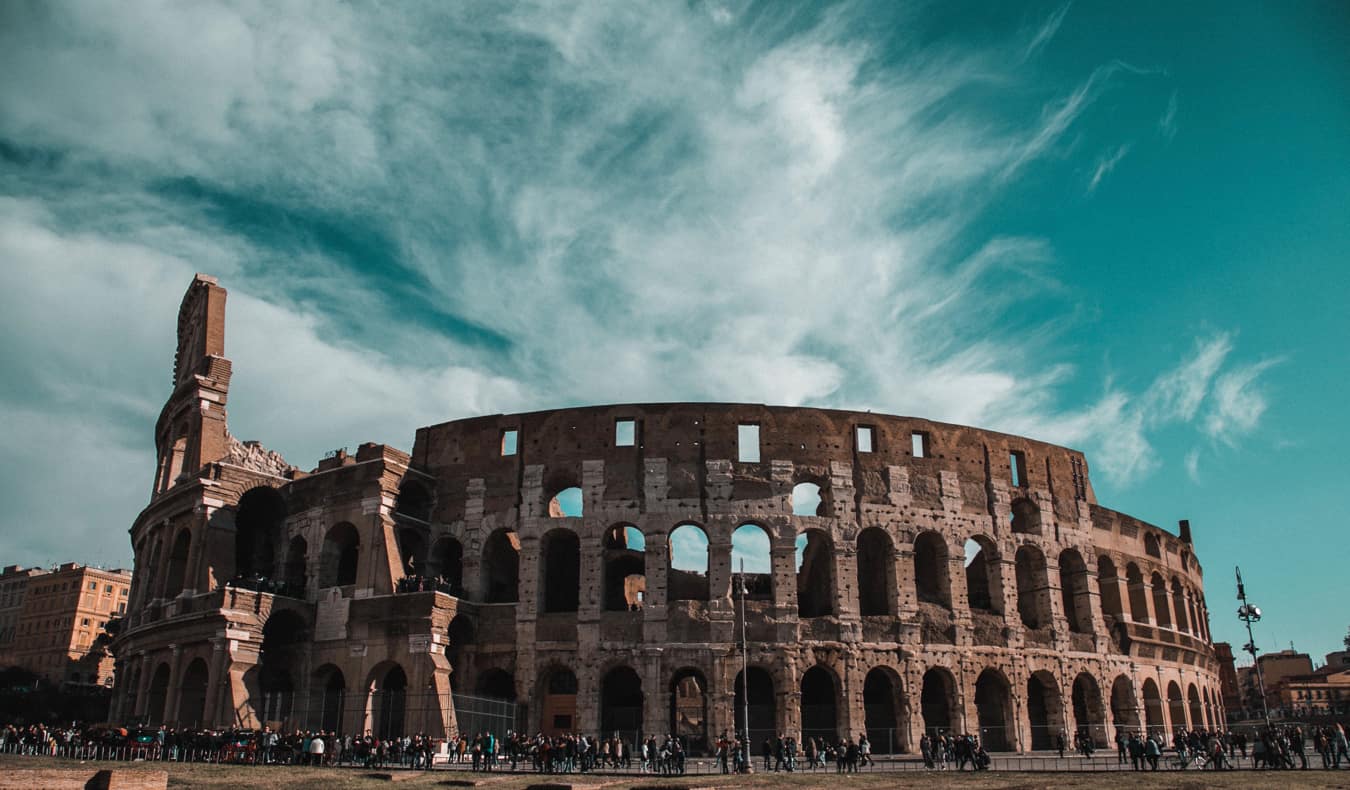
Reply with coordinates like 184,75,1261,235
110,275,1224,752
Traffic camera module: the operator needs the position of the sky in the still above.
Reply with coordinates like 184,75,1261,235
1,0,1347,663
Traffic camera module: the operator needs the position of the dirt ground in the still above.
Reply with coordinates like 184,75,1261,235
1,756,1346,790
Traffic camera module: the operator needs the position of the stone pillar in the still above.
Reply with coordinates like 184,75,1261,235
835,540,860,638
642,649,665,740
202,637,228,726
770,530,797,628
708,538,732,604
133,652,153,719
1045,561,1067,648
895,547,917,618
576,664,600,736
162,645,184,724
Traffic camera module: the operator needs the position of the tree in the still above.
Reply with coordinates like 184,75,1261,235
1343,625,1349,651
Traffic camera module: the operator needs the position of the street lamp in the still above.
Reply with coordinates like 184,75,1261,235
737,558,754,773
1235,567,1270,727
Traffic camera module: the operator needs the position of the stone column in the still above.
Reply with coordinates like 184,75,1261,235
133,652,154,719
162,645,184,724
201,637,229,727
707,538,732,604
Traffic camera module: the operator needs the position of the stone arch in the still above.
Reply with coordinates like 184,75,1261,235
1150,571,1172,628
669,667,709,753
913,531,951,608
445,615,474,674
146,662,171,725
394,479,432,522
800,664,840,742
258,609,307,725
144,540,163,601
857,527,896,616
974,668,1015,751
397,527,428,577
1167,680,1186,730
1143,532,1161,558
1071,672,1106,743
602,524,646,611
796,528,836,617
311,664,346,734
164,528,192,597
368,662,408,739
1096,556,1124,621
1058,548,1091,634
1110,674,1140,733
731,522,773,601
177,658,208,727
920,666,958,736
429,536,464,594
1171,577,1190,633
540,528,580,613
235,486,286,579
791,481,823,516
1141,678,1164,734
476,668,516,701
283,535,307,596
538,665,578,736
863,665,909,754
964,535,1004,614
547,486,582,518
599,665,644,739
734,665,776,743
1015,544,1050,629
1187,683,1203,731
481,528,520,603
319,522,360,588
668,523,710,601
1010,498,1042,535
1125,563,1148,623
1026,670,1065,750
1187,591,1201,638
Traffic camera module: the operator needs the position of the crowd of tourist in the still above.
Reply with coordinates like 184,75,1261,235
1110,723,1350,770
918,732,993,770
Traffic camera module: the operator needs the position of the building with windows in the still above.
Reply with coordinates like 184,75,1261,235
0,565,48,669
5,563,131,687
110,274,1224,749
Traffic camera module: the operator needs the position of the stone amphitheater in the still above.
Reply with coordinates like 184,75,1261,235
109,274,1224,753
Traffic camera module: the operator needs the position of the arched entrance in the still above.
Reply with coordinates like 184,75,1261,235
481,529,519,603
1071,673,1106,743
1142,678,1164,735
800,665,839,743
540,528,580,613
258,610,307,726
599,666,643,740
795,529,836,617
235,486,286,580
320,523,359,588
1026,670,1064,750
311,664,346,734
669,668,708,753
920,667,957,736
734,666,776,743
1167,681,1186,731
602,525,646,611
539,667,577,736
975,668,1014,751
177,659,208,727
164,530,192,597
863,667,907,753
371,664,408,739
1187,684,1203,731
1110,675,1140,735
429,537,464,594
145,663,170,725
857,528,896,616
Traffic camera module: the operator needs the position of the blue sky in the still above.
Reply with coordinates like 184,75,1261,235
1,1,1346,662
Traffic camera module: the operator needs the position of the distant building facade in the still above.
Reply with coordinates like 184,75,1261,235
5,563,132,688
0,565,48,668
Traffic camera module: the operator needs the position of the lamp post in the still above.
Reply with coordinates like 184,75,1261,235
1235,566,1270,727
737,558,753,773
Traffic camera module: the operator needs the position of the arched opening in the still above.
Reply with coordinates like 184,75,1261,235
548,486,582,517
731,523,773,601
795,529,835,617
1015,545,1050,630
1187,684,1203,731
1125,563,1148,623
1096,556,1124,622
1143,533,1161,558
164,529,192,597
791,481,822,516
445,615,475,673
539,667,578,736
163,431,188,490
1187,593,1201,637
481,529,520,603
429,537,464,594
395,480,432,522
144,540,163,601
670,668,708,753
1142,678,1164,735
1171,578,1190,633
311,665,346,733
1010,498,1042,535
975,668,1014,751
602,525,646,611
1058,549,1091,634
146,663,171,725
964,536,1003,614
319,522,360,588
258,609,307,725
371,664,407,739
1071,673,1105,743
857,528,896,616
800,665,839,742
235,486,286,579
734,666,776,743
397,527,428,578
540,528,580,613
863,667,907,754
177,658,208,727
1110,675,1140,734
599,666,643,740
913,531,951,607
1026,671,1064,750
1167,680,1186,730
668,523,710,601
920,667,957,736
476,668,516,700
283,536,307,597
1150,572,1172,628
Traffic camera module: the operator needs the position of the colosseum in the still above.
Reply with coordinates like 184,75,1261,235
109,274,1225,753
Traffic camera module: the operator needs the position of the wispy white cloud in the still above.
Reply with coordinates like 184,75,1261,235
1159,90,1179,140
1024,3,1073,61
1087,143,1132,193
1205,358,1281,446
1184,447,1201,483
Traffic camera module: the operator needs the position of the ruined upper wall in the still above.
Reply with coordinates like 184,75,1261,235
411,403,1098,525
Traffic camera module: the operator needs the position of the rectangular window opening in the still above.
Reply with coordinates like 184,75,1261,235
911,431,929,458
500,429,518,457
856,426,874,453
615,419,636,447
1010,451,1028,488
737,424,761,463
